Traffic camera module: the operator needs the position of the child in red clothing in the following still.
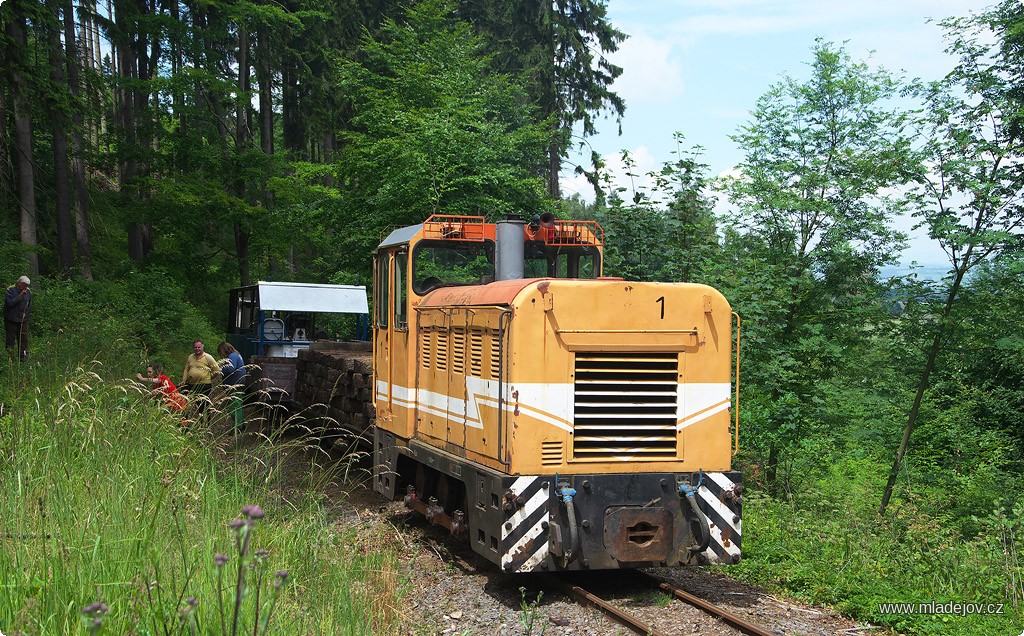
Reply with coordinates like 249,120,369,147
137,363,187,412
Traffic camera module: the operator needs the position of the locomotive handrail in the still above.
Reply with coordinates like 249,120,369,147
732,311,741,456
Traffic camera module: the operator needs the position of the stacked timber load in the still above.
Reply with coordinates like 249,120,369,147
292,341,375,440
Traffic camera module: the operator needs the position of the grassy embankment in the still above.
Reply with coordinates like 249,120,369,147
0,275,408,635
724,457,1023,635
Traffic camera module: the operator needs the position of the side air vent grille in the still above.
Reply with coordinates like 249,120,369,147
469,330,484,377
452,328,466,374
573,352,679,459
436,332,448,372
420,329,431,369
489,333,501,379
542,441,564,466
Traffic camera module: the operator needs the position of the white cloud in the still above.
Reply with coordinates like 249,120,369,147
609,31,685,107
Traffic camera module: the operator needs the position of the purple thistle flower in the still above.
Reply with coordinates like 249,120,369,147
241,505,265,520
228,518,245,529
214,553,229,567
185,597,198,607
254,548,269,559
274,570,289,589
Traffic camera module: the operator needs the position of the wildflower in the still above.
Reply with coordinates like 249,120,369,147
255,548,269,559
214,553,229,567
274,570,289,589
241,504,265,520
82,601,108,616
82,601,108,635
228,518,245,529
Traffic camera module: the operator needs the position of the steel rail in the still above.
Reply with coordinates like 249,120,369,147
637,571,776,636
537,573,667,636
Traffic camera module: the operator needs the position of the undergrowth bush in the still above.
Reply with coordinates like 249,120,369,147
727,457,1023,635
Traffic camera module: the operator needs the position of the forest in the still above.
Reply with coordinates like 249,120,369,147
1,0,1023,633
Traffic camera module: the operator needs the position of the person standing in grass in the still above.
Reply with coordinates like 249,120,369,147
181,339,221,419
5,275,31,361
217,341,247,433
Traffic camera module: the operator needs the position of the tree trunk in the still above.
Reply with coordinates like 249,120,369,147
879,265,968,515
0,57,10,220
65,0,94,279
257,24,273,155
548,141,561,199
235,19,252,286
49,0,75,273
6,8,39,273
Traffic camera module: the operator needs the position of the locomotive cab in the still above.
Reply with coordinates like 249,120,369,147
372,214,742,572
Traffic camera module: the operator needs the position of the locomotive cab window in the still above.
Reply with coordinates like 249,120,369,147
413,240,495,295
374,253,389,328
394,250,408,330
524,242,600,279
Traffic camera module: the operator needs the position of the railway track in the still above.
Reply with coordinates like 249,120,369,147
539,571,777,636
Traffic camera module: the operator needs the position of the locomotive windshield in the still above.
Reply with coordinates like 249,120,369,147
413,240,496,294
524,242,600,279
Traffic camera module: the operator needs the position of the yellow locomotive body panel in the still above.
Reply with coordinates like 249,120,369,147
398,280,734,478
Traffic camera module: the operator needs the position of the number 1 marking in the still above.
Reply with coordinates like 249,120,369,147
656,296,665,319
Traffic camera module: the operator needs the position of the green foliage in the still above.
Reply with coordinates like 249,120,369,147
594,136,720,283
0,354,405,635
719,40,916,489
728,461,1024,635
333,0,551,275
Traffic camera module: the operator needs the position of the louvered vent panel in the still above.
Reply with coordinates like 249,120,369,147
542,441,564,466
489,333,501,379
452,328,466,374
573,352,678,459
420,329,431,369
469,330,484,377
436,331,448,371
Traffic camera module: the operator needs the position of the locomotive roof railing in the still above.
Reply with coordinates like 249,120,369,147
543,220,604,246
422,214,488,241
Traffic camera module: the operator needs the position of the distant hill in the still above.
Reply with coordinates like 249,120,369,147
880,263,950,281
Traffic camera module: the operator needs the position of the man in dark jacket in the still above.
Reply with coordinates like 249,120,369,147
5,275,31,361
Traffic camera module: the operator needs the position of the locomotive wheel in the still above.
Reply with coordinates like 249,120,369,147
436,474,454,512
414,464,434,501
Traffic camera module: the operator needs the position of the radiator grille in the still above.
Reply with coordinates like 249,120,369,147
573,352,679,459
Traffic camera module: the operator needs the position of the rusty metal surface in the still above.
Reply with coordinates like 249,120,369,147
538,574,667,636
639,571,776,636
603,506,674,562
540,571,776,636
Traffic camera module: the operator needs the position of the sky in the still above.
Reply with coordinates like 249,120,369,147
559,0,994,266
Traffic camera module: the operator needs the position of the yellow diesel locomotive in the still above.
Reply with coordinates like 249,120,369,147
371,214,742,572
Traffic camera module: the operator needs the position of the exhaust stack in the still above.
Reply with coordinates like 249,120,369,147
496,215,526,281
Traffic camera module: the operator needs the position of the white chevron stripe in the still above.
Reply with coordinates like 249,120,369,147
501,476,550,571
676,383,732,430
697,485,741,537
514,538,549,572
697,474,741,564
503,478,549,533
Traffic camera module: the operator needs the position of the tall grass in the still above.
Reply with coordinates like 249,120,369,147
0,357,407,635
